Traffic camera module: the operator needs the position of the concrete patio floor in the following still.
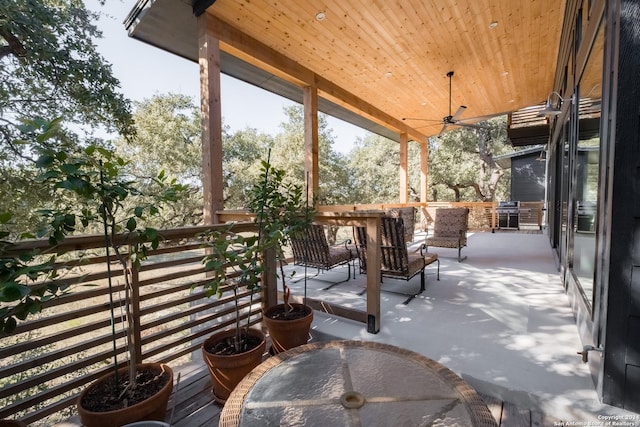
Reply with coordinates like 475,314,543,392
284,230,639,424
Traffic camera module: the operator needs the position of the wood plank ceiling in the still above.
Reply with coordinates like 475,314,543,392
202,0,566,139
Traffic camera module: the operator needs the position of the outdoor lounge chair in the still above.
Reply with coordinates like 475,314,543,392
354,216,439,304
290,224,357,289
424,207,469,262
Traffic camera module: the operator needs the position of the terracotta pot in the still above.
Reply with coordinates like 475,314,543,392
77,363,173,427
263,303,313,354
202,328,266,404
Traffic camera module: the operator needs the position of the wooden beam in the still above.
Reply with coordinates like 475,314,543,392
316,76,429,143
203,13,428,143
198,16,224,224
204,14,311,86
303,84,319,202
399,133,408,203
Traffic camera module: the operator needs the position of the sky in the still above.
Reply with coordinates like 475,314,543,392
87,0,367,154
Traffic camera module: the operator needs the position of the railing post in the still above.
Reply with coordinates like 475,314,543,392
128,247,143,365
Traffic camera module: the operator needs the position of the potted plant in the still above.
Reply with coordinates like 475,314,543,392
198,225,266,404
4,118,186,426
247,158,315,354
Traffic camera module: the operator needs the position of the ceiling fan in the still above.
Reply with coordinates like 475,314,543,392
402,71,489,137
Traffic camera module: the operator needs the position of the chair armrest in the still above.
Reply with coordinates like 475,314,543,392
341,238,353,249
419,243,428,256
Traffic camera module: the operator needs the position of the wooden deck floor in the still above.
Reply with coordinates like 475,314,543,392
163,360,561,427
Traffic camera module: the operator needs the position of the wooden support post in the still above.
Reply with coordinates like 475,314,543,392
365,216,381,333
198,15,224,225
303,84,319,202
420,141,429,225
399,132,409,204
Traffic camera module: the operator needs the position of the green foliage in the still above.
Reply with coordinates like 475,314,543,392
114,93,204,226
428,116,512,201
249,158,315,309
349,134,401,203
270,105,354,205
1,0,134,238
0,117,189,335
223,127,271,209
249,159,315,254
0,0,134,149
0,218,67,334
199,226,262,298
199,156,314,324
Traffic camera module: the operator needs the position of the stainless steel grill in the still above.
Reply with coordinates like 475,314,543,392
497,201,520,229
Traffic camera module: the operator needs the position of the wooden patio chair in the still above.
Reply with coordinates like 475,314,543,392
354,216,439,304
424,207,469,262
290,224,356,289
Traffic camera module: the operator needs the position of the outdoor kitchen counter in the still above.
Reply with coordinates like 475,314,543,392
219,340,498,427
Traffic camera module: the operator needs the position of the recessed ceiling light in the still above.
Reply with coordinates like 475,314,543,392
502,71,509,76
385,71,393,78
315,12,326,21
489,21,498,29
421,101,428,106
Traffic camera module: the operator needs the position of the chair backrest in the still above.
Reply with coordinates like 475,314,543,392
354,217,411,275
433,208,469,243
385,207,415,243
291,224,330,265
380,216,410,275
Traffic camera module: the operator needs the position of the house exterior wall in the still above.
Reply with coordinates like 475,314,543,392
599,0,640,412
549,0,640,412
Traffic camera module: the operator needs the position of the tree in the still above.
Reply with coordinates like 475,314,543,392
0,0,134,148
0,0,134,234
223,127,273,209
114,94,203,226
349,134,401,204
428,116,512,202
270,105,353,205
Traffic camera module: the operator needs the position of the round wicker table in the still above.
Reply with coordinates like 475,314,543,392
219,340,497,426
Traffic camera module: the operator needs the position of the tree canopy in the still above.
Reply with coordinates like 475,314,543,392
0,0,134,153
0,0,134,233
428,116,512,202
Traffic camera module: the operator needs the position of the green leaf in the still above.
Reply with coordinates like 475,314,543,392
0,283,31,302
0,212,11,224
126,217,137,232
2,317,17,334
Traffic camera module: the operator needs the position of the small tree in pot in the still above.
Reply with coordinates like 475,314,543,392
198,154,316,403
247,158,315,354
198,225,267,404
3,118,187,426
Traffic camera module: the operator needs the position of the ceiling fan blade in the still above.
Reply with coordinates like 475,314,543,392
401,117,443,122
456,110,510,123
451,105,467,122
437,124,448,137
456,122,489,130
